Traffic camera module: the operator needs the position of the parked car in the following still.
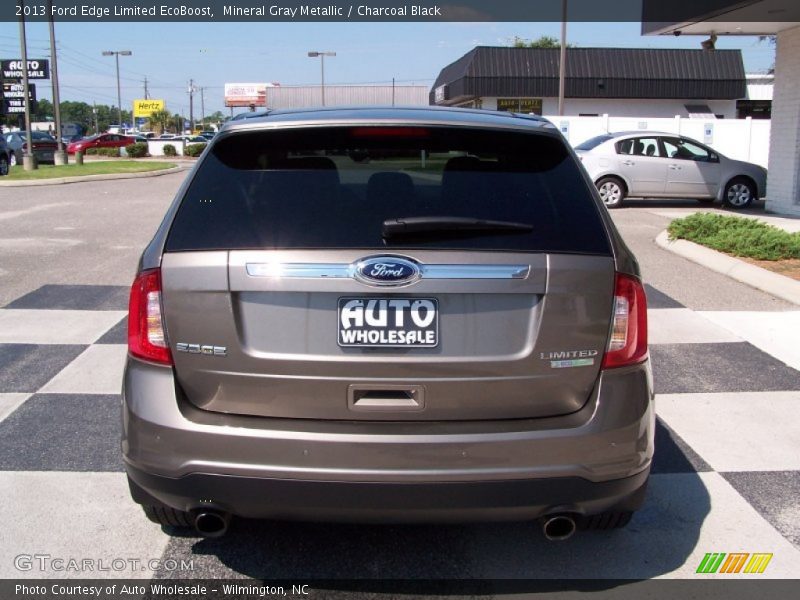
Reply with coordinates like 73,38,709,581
66,133,137,155
4,131,58,165
157,133,177,140
575,131,768,209
199,130,216,141
124,107,653,539
0,137,10,175
174,135,208,144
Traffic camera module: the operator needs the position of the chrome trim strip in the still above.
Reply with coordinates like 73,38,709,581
246,263,530,280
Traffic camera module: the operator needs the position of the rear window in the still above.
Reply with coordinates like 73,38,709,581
574,135,613,151
165,126,610,255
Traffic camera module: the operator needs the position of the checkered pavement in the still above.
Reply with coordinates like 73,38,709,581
2,283,799,580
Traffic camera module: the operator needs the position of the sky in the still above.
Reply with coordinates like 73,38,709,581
0,21,775,118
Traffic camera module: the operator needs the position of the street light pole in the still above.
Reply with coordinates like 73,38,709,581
102,50,131,130
17,0,36,170
558,0,568,117
308,51,336,106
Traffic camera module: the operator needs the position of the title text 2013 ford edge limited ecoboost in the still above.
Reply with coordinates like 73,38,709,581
123,107,653,540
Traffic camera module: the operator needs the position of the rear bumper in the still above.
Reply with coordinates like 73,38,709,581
122,358,654,520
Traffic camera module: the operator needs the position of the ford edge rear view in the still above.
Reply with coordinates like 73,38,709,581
123,107,653,540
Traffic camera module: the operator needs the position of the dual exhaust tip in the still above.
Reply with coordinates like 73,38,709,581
191,510,577,541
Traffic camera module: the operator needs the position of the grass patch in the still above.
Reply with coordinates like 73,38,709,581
5,161,177,181
668,212,800,261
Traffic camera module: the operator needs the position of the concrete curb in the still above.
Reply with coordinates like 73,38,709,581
655,230,800,306
0,165,188,187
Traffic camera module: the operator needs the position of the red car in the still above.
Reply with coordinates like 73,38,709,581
67,133,137,155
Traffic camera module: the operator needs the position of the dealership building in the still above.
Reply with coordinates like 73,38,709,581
430,46,748,119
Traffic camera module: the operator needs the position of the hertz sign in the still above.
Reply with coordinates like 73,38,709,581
133,99,165,118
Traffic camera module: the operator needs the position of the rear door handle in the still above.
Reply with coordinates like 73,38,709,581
669,164,681,170
622,160,635,166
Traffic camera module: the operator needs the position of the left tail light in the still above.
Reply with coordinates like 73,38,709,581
128,268,172,365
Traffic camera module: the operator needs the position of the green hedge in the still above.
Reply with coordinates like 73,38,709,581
668,213,800,261
124,142,149,158
184,143,206,157
86,147,120,157
163,144,177,157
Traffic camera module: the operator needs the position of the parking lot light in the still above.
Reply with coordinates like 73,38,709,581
102,50,132,131
307,51,336,106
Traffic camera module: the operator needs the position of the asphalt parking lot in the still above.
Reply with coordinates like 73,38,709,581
1,174,799,589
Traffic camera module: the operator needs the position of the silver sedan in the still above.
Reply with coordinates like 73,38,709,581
575,131,768,209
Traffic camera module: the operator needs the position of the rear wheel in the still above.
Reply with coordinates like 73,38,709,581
596,177,626,208
9,152,18,167
142,504,193,528
723,177,756,209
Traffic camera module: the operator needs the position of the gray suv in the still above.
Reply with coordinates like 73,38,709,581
123,107,653,540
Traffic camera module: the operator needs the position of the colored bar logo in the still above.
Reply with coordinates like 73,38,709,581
696,553,773,574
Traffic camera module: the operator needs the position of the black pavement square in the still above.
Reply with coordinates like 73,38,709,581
644,284,684,309
650,342,800,394
651,418,712,474
0,394,123,471
722,471,800,548
5,285,129,311
96,316,128,345
0,344,87,393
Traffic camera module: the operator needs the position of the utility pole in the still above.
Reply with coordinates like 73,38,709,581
558,0,568,117
200,87,205,130
48,0,66,164
187,79,195,133
92,101,98,133
18,0,36,170
143,76,149,99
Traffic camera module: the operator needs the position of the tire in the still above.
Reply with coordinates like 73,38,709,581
0,155,8,177
9,152,17,167
723,177,756,209
142,504,193,528
596,177,626,208
580,510,633,531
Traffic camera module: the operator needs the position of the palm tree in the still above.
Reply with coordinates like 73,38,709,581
147,109,171,135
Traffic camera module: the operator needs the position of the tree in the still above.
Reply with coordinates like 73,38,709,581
147,108,171,134
511,35,573,48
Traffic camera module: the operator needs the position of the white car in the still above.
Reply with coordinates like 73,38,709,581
575,132,768,209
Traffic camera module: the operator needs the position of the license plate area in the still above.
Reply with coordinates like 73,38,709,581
338,297,439,348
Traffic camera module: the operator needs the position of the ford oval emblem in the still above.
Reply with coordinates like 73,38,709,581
354,256,421,287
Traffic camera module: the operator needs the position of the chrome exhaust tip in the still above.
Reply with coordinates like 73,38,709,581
193,511,230,538
541,514,577,541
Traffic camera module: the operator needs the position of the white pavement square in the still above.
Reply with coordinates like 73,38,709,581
40,345,128,395
648,308,743,345
656,392,800,472
0,309,126,345
699,311,800,371
0,393,31,423
0,471,170,579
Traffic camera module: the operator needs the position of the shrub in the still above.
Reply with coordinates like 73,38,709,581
163,144,177,157
668,213,800,261
184,143,206,157
124,142,149,158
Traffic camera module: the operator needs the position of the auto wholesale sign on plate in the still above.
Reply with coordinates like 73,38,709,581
1,59,50,80
2,82,36,114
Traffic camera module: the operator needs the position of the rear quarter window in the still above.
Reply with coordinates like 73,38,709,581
165,126,610,255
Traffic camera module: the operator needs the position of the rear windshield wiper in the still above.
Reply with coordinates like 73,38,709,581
383,216,533,238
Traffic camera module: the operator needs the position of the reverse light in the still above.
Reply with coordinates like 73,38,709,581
128,268,172,365
602,273,648,369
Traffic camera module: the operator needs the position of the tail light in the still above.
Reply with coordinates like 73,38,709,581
128,268,172,365
601,273,648,369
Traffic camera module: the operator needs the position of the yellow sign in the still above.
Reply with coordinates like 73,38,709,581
133,99,165,117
